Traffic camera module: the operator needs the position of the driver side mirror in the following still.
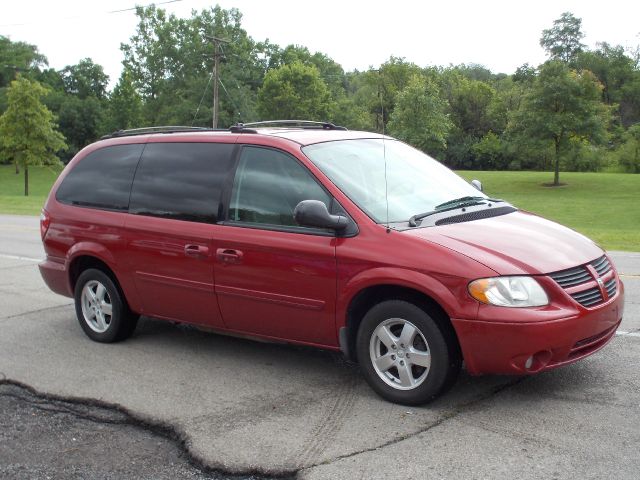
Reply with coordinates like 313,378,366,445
471,179,483,192
294,200,348,231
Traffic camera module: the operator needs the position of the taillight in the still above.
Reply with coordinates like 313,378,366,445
40,209,51,240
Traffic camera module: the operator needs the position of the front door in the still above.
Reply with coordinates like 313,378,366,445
214,146,338,345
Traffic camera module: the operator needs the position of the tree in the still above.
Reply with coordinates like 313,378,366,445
615,123,640,173
438,69,500,168
0,36,47,88
0,76,66,195
387,75,452,157
102,69,143,132
471,131,506,170
0,37,49,172
269,44,346,97
257,61,334,120
540,12,585,63
512,61,610,185
43,58,109,161
60,58,109,99
122,5,270,126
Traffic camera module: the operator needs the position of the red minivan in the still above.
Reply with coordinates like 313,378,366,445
39,122,625,405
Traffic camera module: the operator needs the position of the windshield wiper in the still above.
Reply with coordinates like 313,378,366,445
433,196,488,210
408,196,504,227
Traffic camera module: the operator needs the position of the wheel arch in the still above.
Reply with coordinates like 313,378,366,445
340,278,463,364
67,249,140,313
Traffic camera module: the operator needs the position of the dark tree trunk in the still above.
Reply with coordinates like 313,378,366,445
24,165,29,196
553,137,561,186
15,162,19,174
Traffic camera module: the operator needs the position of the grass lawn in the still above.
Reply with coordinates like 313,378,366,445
0,165,64,215
1,165,638,251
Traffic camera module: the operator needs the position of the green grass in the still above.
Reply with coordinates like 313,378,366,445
458,171,640,252
1,165,638,251
0,165,63,215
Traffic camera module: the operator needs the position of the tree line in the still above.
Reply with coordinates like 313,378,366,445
1,7,640,195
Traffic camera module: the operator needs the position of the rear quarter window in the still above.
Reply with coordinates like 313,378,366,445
56,144,144,211
129,142,235,223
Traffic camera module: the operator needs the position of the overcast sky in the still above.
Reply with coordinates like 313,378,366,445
2,0,639,87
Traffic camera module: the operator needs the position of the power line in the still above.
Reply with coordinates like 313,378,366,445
0,0,183,28
219,78,243,122
191,72,213,126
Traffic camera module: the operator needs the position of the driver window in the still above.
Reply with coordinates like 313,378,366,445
229,146,331,228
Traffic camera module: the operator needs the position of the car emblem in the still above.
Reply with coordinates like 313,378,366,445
597,277,604,287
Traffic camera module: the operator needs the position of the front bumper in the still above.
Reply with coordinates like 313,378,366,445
452,280,625,375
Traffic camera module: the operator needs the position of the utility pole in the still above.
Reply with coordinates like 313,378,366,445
206,35,230,129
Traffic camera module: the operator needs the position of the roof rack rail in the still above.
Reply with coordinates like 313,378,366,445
230,120,348,133
101,126,222,139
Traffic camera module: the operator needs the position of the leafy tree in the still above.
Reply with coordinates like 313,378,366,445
50,94,104,160
438,70,501,167
60,58,109,99
575,43,640,128
446,74,496,138
0,76,66,194
122,5,269,126
102,69,143,132
0,36,47,88
511,61,610,185
620,76,640,128
269,45,346,97
387,75,452,157
43,58,109,161
615,123,640,173
513,63,536,84
349,58,423,133
540,12,585,63
257,61,334,120
471,131,505,169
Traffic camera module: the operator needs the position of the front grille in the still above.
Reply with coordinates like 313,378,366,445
548,255,616,308
605,278,616,297
570,287,603,307
548,266,591,288
591,256,611,276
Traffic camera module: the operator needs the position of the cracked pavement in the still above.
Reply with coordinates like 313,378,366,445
1,215,639,479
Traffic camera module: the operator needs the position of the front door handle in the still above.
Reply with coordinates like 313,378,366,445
216,248,243,264
184,244,209,258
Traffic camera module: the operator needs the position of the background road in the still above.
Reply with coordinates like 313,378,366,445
1,214,638,479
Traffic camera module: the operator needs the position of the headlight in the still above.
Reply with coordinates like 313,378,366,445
468,276,548,307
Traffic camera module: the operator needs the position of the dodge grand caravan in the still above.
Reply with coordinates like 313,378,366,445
39,121,625,405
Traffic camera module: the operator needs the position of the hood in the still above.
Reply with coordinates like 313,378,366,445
403,211,603,275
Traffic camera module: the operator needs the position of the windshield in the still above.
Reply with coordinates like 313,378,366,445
303,139,485,223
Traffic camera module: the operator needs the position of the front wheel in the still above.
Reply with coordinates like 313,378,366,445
356,300,460,405
74,269,138,343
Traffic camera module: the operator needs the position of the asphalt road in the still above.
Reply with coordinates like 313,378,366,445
1,214,639,479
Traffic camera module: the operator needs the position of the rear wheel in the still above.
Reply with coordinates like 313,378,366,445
74,269,138,343
356,300,460,405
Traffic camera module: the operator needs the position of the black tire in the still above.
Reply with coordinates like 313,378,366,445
74,268,138,343
356,300,460,405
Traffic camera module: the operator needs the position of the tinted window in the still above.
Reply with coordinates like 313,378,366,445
129,142,235,223
56,144,143,211
229,147,331,227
